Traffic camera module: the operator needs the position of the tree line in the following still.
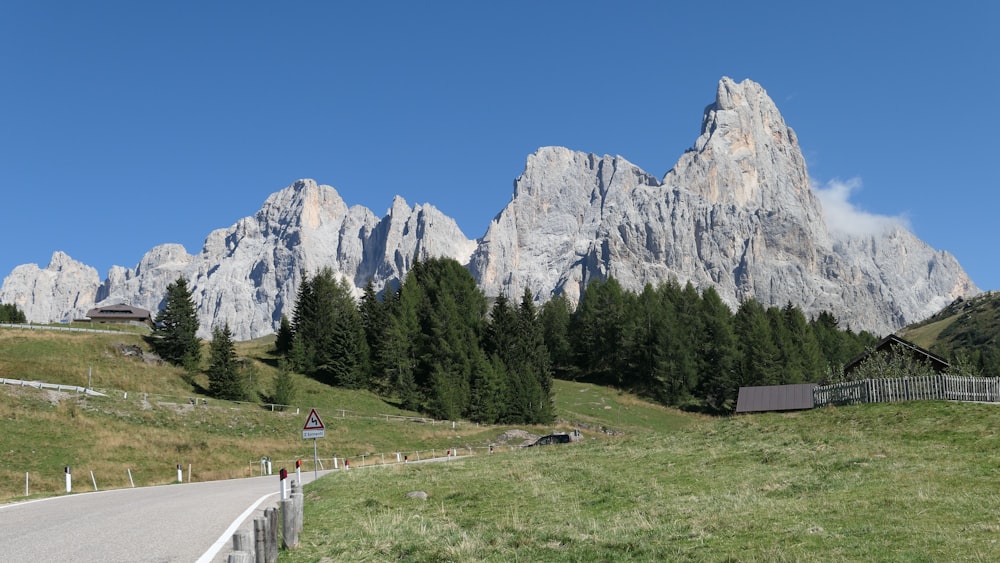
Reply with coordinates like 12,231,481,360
276,258,553,424
150,258,879,418
540,277,876,412
275,258,876,417
0,303,27,324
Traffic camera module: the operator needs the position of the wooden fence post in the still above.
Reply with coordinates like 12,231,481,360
253,517,266,563
266,507,279,562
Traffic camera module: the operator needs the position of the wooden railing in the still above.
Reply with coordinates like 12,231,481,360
814,375,1000,407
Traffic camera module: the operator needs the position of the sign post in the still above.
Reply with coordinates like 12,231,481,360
302,408,326,479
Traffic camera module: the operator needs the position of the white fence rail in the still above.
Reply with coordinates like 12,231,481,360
814,375,1000,407
0,377,106,397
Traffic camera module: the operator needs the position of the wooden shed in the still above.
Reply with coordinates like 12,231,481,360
735,383,817,414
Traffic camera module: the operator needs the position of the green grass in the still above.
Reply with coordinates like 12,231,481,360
0,327,609,499
282,401,1000,562
6,326,1000,560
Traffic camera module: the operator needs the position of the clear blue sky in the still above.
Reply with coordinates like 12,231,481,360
2,2,997,291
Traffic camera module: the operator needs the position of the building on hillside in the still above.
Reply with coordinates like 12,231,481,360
735,383,817,414
843,334,950,376
85,304,153,326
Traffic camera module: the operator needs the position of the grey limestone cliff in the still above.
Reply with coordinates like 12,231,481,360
469,78,977,334
0,78,978,339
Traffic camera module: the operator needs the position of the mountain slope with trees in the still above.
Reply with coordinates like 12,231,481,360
900,291,1000,375
278,257,877,416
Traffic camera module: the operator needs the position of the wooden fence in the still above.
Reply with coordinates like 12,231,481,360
814,375,1000,407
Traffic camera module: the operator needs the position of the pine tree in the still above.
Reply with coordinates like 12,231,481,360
734,299,782,387
0,303,26,323
539,294,573,379
571,278,629,385
151,277,202,370
383,281,422,410
630,283,674,403
208,323,243,400
395,257,487,420
417,260,482,419
271,359,296,409
664,281,702,401
485,294,521,420
468,353,506,424
767,305,799,383
360,279,395,394
274,315,294,357
691,287,737,411
517,288,554,423
783,302,825,382
289,268,369,388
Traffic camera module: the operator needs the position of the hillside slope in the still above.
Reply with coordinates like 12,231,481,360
900,291,1000,373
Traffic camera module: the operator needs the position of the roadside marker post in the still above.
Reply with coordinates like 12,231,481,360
301,408,326,479
296,459,302,486
176,464,183,483
65,466,71,493
280,468,288,500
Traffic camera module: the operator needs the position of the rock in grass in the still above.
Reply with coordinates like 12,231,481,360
405,491,428,500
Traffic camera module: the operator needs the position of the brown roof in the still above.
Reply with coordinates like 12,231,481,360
86,304,152,322
735,383,817,414
843,334,950,375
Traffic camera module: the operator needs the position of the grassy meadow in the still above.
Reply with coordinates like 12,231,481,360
4,325,1000,560
285,401,1000,562
0,327,639,499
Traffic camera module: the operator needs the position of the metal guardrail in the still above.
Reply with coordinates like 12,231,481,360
0,377,106,397
0,323,125,335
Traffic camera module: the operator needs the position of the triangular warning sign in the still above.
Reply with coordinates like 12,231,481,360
303,408,325,430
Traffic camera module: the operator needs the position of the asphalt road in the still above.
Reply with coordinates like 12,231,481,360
0,470,331,562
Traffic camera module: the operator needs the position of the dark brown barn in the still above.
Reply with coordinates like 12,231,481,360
86,304,153,325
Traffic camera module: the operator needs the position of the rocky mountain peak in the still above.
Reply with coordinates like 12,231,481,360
678,77,815,215
0,77,979,339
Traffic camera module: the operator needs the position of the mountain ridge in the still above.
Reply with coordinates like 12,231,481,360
1,78,979,339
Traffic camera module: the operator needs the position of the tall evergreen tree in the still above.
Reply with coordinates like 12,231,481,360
664,281,702,401
468,353,507,424
517,288,554,423
151,277,202,371
628,283,675,403
359,279,395,394
734,299,782,387
410,258,486,419
273,315,294,357
208,323,243,400
539,294,574,379
289,274,317,372
695,286,738,412
783,302,824,382
271,358,296,409
382,281,422,410
484,294,521,420
767,305,799,384
570,278,629,385
289,268,369,388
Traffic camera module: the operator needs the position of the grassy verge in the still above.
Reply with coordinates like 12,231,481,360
282,401,1000,562
1,329,650,500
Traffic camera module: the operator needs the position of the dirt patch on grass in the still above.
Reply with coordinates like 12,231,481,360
493,429,540,447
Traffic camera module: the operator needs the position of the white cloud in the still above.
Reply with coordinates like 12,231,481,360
812,178,909,238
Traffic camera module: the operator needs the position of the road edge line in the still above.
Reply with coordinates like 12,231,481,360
196,491,278,563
